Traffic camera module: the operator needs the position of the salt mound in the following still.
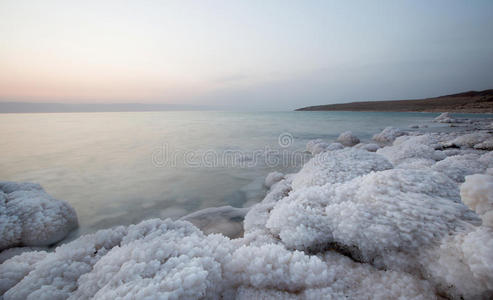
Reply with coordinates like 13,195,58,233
326,142,344,151
266,169,475,258
474,137,493,150
372,127,406,144
461,174,493,227
0,218,436,299
431,154,485,183
0,181,78,250
306,139,329,155
376,134,444,166
264,171,284,188
335,131,360,146
434,112,457,123
291,148,393,190
443,132,491,148
181,206,248,238
354,143,380,152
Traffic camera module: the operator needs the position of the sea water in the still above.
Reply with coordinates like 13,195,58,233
0,111,489,237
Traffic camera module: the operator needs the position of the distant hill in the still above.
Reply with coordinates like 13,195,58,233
296,89,493,113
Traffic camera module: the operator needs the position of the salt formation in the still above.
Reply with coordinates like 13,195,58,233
354,142,379,152
291,148,393,190
475,137,493,150
180,206,248,238
0,182,78,251
461,174,493,227
443,132,492,148
2,118,493,299
335,131,360,146
306,139,329,155
264,171,284,188
372,126,406,143
434,112,457,123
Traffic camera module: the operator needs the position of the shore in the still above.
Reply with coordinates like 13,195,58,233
1,113,493,299
296,89,493,113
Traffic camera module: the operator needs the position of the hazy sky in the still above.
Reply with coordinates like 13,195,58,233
1,0,492,110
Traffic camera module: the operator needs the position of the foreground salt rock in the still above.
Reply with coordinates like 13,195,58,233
2,122,493,299
291,148,393,190
0,182,78,251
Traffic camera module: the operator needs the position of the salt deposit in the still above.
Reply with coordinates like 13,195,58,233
306,139,329,155
372,126,407,144
335,131,360,146
0,182,78,251
1,117,493,299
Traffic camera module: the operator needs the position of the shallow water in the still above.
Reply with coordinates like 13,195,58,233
0,111,489,237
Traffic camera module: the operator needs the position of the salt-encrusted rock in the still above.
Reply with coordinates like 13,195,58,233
264,171,284,188
474,137,493,150
431,154,485,183
336,131,360,147
0,182,78,250
372,127,407,144
326,142,344,151
434,112,457,123
266,169,475,256
0,251,47,295
0,247,47,264
408,124,419,129
181,206,248,238
461,174,493,228
443,132,492,148
354,143,380,152
376,134,445,166
291,148,393,190
306,139,329,155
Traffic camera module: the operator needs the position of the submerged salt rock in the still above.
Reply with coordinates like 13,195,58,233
264,171,284,188
181,206,249,238
0,181,78,250
372,127,406,144
335,131,360,147
408,124,419,129
291,148,392,190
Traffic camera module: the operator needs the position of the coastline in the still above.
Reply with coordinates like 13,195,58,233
296,89,493,113
1,113,493,298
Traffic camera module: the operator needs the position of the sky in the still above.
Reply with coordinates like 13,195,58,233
0,0,492,110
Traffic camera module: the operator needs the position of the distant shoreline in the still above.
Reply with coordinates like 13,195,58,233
296,89,493,113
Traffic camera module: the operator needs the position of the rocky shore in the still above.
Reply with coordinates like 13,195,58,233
1,113,492,299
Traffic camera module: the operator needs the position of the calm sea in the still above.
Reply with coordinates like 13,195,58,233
0,111,489,238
